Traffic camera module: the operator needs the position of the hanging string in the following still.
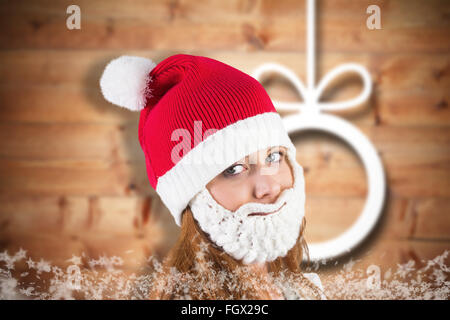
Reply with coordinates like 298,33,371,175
252,0,373,115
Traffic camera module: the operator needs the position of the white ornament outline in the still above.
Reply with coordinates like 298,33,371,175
251,0,386,263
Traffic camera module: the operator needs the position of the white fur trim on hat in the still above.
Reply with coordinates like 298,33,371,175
99,55,157,111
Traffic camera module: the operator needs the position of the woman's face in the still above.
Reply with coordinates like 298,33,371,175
206,146,294,211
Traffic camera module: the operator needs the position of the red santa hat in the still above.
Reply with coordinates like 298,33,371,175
100,53,296,226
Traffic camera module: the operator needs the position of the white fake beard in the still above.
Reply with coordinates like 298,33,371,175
188,149,306,265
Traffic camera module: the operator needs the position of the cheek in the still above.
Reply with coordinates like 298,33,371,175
208,183,248,212
280,160,294,187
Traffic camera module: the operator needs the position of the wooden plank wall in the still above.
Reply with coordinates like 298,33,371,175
0,0,449,295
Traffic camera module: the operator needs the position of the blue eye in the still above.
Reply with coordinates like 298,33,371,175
224,164,245,176
267,151,283,163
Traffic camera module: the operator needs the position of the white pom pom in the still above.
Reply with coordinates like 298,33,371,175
100,55,157,111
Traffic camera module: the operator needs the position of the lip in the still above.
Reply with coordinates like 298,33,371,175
247,202,286,217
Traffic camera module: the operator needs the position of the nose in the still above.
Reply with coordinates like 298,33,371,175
252,171,281,203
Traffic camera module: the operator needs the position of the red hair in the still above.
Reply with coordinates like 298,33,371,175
148,207,327,299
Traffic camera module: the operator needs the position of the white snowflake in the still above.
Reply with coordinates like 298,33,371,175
66,255,82,266
395,260,415,279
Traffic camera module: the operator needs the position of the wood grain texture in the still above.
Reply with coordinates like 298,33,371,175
0,51,448,126
0,0,448,52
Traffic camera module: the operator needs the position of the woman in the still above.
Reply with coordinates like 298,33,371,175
100,53,327,300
